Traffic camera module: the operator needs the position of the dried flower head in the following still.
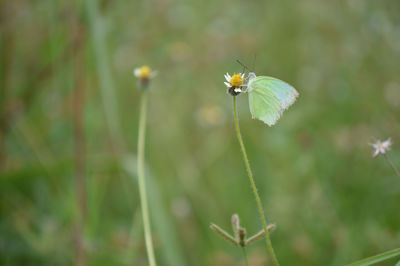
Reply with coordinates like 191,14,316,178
210,213,276,247
238,227,247,247
369,138,392,157
133,65,157,89
224,72,245,96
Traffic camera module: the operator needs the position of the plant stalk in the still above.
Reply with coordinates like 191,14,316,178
383,154,400,179
242,247,250,266
138,90,157,266
232,96,279,266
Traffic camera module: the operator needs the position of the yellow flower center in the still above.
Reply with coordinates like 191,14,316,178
230,73,243,87
139,66,151,79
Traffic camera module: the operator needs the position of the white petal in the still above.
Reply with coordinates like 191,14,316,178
234,88,242,93
224,82,231,88
225,73,231,81
134,68,140,77
382,138,392,149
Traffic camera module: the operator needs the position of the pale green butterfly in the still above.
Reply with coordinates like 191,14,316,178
245,72,299,126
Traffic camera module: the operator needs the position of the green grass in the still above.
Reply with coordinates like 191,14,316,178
1,0,400,265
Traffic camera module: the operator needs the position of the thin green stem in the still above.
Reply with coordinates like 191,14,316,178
232,96,279,266
242,247,250,266
383,154,400,179
138,90,156,266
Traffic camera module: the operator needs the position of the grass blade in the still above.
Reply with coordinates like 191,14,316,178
124,156,186,266
84,0,123,150
347,248,400,266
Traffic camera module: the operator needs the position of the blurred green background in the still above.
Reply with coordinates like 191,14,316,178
1,0,400,265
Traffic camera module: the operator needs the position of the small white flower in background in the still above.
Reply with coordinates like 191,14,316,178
224,72,245,96
369,138,392,157
133,65,157,89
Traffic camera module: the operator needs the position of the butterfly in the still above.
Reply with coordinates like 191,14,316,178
245,72,299,126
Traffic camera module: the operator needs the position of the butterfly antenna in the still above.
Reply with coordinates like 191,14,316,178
252,54,257,73
236,59,250,73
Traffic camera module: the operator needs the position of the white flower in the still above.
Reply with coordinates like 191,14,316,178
133,65,158,80
369,138,392,157
224,72,246,95
133,65,158,89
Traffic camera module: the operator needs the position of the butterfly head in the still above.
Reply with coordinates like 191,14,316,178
248,72,256,81
244,72,257,93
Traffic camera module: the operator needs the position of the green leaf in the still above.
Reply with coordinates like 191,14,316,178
347,248,400,266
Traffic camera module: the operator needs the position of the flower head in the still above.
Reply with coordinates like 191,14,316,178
224,72,245,96
133,65,157,89
210,213,276,248
369,138,392,157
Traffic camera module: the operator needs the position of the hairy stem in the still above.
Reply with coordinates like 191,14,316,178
383,154,400,179
138,90,156,266
232,96,279,266
242,247,250,266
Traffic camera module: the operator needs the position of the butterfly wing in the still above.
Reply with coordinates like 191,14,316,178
264,76,299,110
248,79,282,126
248,76,298,126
